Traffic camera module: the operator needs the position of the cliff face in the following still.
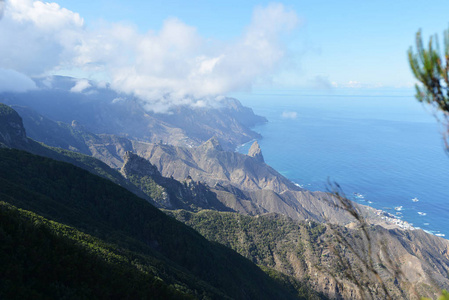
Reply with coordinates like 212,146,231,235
131,138,374,225
248,140,264,163
0,104,28,149
133,137,299,193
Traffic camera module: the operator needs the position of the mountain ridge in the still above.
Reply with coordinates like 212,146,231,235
2,93,449,299
0,147,309,299
2,75,266,151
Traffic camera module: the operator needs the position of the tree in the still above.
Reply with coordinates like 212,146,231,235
408,28,449,114
409,29,449,300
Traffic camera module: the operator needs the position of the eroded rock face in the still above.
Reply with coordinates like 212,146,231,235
248,141,264,163
133,137,300,194
198,136,223,152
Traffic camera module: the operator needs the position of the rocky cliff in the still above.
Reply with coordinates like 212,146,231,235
133,137,299,193
131,138,383,226
248,140,264,163
0,104,28,149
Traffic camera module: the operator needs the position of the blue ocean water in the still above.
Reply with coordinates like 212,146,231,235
236,92,449,238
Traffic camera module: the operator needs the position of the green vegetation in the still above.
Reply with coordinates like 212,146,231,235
0,147,301,299
0,103,17,117
127,174,166,202
0,201,189,300
121,152,231,211
409,28,449,114
409,26,449,300
168,209,327,299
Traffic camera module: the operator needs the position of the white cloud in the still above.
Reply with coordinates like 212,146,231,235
0,0,5,20
8,0,83,29
0,68,36,92
0,0,84,75
70,78,91,93
333,81,385,89
0,1,299,112
281,111,297,119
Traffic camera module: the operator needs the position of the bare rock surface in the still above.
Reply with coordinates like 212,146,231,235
248,140,264,163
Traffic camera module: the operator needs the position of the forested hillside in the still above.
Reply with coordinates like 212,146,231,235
0,147,316,299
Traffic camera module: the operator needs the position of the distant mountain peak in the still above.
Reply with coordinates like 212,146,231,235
0,103,28,149
248,140,264,163
200,136,223,152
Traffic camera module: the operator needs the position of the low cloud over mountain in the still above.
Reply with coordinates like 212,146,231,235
1,0,299,112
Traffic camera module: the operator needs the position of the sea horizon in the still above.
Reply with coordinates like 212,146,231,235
235,90,449,238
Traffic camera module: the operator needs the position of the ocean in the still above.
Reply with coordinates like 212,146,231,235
235,92,449,238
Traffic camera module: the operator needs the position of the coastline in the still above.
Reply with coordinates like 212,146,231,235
235,132,447,238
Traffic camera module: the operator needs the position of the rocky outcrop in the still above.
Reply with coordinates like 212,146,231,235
198,136,223,152
248,140,264,163
133,138,300,194
121,151,159,177
120,151,231,211
0,104,28,149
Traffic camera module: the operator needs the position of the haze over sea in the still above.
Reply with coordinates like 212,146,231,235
236,91,449,238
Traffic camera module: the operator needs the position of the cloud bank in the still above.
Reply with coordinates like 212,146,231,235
0,0,299,112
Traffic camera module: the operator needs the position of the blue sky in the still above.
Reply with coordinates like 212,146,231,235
1,0,449,104
51,0,449,91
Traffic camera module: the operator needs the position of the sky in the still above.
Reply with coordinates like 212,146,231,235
1,0,449,110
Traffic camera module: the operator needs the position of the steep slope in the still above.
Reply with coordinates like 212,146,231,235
0,104,29,150
1,104,359,225
248,140,264,163
1,76,266,150
13,105,134,168
133,137,300,193
0,202,190,300
154,98,266,150
0,103,150,201
131,138,374,225
169,210,449,300
0,147,304,300
120,151,231,211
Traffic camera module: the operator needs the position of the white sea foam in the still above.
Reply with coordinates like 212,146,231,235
293,182,304,188
235,139,256,153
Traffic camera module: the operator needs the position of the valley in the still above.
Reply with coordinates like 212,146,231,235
1,80,449,299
